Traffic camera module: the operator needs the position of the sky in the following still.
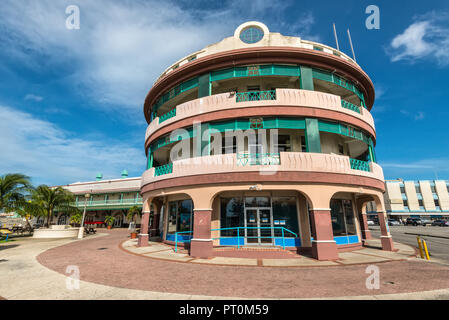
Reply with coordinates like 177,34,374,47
0,0,449,185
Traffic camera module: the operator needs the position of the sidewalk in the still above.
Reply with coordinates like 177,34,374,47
121,238,417,267
2,230,449,300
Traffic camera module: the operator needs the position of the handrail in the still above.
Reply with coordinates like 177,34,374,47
173,226,298,252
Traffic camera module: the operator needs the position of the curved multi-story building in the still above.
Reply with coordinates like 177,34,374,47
138,21,394,260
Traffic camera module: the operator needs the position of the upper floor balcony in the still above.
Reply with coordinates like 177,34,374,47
141,152,384,189
145,89,375,146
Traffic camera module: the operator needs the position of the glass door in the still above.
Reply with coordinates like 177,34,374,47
244,208,274,245
259,209,273,244
245,209,258,244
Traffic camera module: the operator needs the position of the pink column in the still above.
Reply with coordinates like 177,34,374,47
310,210,339,260
137,210,150,247
190,209,213,258
377,211,395,251
358,203,372,240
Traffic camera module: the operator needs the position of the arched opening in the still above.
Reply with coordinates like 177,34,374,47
57,213,69,225
329,192,361,246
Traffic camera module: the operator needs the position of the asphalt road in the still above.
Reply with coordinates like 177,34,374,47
370,225,449,264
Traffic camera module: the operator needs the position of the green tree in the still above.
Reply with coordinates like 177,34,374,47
31,185,77,228
0,173,32,212
104,215,115,227
127,205,141,224
69,212,83,226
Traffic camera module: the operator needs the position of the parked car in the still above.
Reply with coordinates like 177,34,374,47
367,220,375,226
432,220,449,227
388,219,402,226
405,218,423,226
421,219,432,226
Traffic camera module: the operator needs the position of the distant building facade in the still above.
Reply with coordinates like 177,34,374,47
44,171,143,228
366,179,449,220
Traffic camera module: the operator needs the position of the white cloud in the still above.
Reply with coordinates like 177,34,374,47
0,0,317,112
389,15,449,66
399,109,425,121
0,105,145,185
24,94,44,102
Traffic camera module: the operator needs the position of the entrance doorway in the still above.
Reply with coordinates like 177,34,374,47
244,207,273,245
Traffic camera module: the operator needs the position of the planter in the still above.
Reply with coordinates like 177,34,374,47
130,232,138,239
107,225,112,230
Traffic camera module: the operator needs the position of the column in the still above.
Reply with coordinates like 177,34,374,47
305,118,321,153
310,209,338,260
300,66,314,90
190,209,213,258
377,210,395,251
357,201,372,241
297,194,311,248
149,200,162,237
137,198,152,247
198,73,211,98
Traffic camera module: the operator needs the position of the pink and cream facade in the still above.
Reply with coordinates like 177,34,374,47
138,22,394,260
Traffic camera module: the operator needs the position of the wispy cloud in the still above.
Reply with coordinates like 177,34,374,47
388,12,449,66
0,0,317,112
0,104,145,185
400,109,425,121
24,94,44,102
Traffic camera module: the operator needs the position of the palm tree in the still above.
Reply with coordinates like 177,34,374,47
31,185,77,228
0,173,32,212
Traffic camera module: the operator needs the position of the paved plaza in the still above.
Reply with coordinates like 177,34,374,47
2,229,449,299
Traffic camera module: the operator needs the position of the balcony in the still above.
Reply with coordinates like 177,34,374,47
74,198,143,209
145,89,375,144
143,152,384,186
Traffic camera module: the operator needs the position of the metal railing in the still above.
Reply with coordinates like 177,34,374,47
173,226,298,252
236,90,276,102
159,108,176,123
350,158,371,172
341,100,361,114
236,152,280,166
154,163,173,176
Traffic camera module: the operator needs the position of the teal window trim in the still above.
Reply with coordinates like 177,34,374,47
150,65,367,123
148,117,374,155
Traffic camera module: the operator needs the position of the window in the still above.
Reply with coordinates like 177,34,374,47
431,185,436,193
272,197,299,237
435,199,440,209
400,186,405,194
247,85,260,92
222,136,237,154
220,198,244,237
418,200,424,210
330,199,356,236
415,185,421,194
245,197,270,207
403,200,409,210
276,135,291,152
301,136,307,152
239,26,264,44
166,199,193,234
338,144,344,155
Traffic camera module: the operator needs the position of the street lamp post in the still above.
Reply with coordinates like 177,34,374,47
77,193,91,239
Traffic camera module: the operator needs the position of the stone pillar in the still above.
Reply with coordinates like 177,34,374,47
190,209,213,258
297,194,311,248
377,210,395,251
310,209,339,260
138,198,152,247
357,202,372,241
149,199,162,238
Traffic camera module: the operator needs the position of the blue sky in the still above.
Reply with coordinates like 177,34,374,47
0,0,448,185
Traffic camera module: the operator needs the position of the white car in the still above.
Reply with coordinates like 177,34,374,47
367,220,375,226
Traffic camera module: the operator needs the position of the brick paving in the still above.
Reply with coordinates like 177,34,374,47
37,229,449,299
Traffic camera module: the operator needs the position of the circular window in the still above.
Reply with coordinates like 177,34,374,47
239,26,264,44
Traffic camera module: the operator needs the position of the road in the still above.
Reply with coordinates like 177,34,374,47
370,225,449,264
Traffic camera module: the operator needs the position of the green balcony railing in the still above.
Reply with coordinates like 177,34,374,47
159,108,176,123
154,163,173,176
237,153,280,166
350,158,371,172
341,100,361,114
236,90,276,103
